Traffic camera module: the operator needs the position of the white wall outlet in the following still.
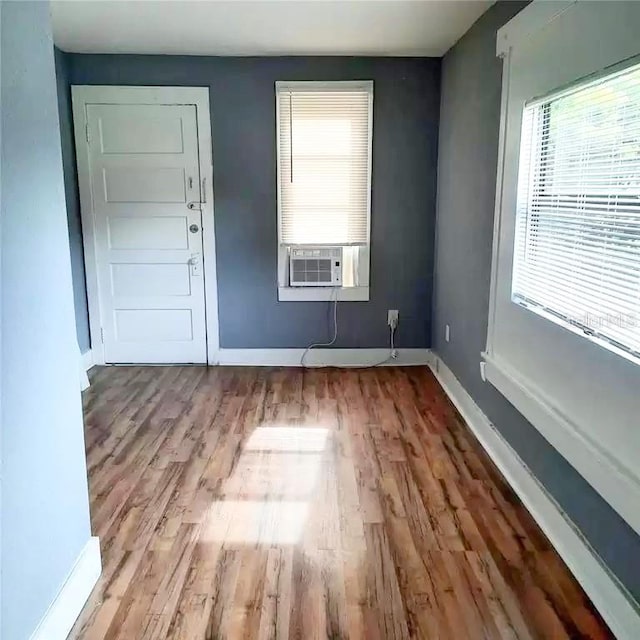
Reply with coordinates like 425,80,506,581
387,310,399,329
445,324,451,342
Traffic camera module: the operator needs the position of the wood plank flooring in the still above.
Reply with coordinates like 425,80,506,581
70,365,612,640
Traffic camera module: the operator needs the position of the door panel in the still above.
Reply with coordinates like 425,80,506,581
114,309,194,342
97,112,186,154
110,264,192,297
87,103,206,363
102,166,187,203
107,216,189,250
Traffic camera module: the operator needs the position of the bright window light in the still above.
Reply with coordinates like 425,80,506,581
513,61,640,359
277,83,372,246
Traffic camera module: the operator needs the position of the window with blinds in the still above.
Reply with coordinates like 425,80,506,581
276,81,372,246
513,62,640,359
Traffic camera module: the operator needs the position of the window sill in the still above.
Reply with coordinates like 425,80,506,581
278,286,369,302
481,350,640,537
512,296,640,368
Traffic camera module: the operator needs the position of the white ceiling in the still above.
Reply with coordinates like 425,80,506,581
51,1,493,58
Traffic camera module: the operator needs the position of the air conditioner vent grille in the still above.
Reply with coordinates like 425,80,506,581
289,247,343,287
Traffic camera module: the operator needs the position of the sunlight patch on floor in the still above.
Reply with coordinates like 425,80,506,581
208,425,330,544
203,500,310,544
243,426,329,452
221,452,323,498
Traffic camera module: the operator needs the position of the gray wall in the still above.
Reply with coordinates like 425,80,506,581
54,49,91,353
1,2,93,638
433,0,640,601
58,54,440,349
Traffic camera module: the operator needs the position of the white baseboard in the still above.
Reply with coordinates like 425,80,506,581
79,349,93,391
82,349,94,372
217,348,432,367
429,354,640,640
30,536,101,640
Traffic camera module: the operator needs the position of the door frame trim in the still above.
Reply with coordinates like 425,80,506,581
71,85,220,365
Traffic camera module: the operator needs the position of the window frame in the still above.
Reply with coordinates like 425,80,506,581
482,0,640,550
510,61,640,365
275,80,374,302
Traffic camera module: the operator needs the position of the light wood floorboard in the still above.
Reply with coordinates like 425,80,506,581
69,366,612,640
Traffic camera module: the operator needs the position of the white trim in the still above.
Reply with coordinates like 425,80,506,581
482,352,640,536
70,85,220,366
485,50,510,356
82,349,94,372
80,349,93,391
278,286,369,302
489,0,576,350
30,537,101,640
275,80,374,92
217,348,431,367
496,0,576,57
429,355,640,640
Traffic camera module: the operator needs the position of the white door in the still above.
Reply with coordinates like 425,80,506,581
86,103,207,363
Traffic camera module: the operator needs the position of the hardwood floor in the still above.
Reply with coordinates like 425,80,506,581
70,365,611,640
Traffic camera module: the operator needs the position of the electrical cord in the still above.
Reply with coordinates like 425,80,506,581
301,287,398,368
370,324,397,367
300,287,339,367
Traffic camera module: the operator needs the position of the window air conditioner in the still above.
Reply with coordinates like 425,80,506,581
289,246,343,287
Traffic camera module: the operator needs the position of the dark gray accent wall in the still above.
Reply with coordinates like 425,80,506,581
59,54,440,349
433,1,640,601
1,2,92,637
54,48,91,353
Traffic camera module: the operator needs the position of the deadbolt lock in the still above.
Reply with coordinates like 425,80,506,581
189,224,199,233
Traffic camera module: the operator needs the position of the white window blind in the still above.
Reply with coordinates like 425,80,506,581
277,82,372,246
513,62,640,358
